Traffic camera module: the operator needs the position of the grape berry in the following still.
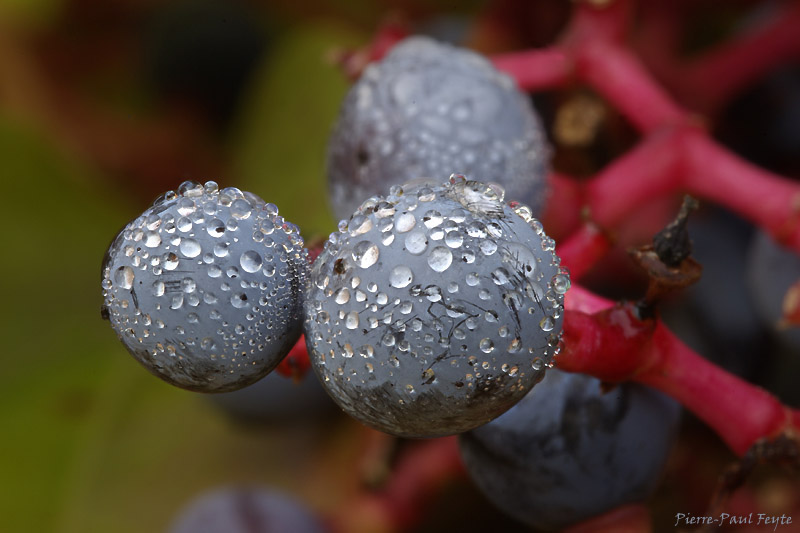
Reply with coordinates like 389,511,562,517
326,36,550,221
169,486,325,533
101,180,308,393
459,369,681,530
304,175,568,438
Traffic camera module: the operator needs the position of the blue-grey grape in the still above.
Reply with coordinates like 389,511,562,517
747,229,800,348
169,486,324,533
101,180,308,393
304,175,568,438
459,369,680,531
208,369,335,423
326,36,550,222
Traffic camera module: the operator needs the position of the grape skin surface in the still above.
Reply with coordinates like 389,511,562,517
459,369,680,531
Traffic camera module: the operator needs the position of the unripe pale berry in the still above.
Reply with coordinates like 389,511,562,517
327,36,550,222
305,175,568,438
101,180,308,393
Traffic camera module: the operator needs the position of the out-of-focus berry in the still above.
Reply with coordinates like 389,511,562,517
327,36,550,221
459,369,680,531
169,486,325,533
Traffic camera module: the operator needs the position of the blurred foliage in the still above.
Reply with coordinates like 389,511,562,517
0,0,63,28
232,22,364,240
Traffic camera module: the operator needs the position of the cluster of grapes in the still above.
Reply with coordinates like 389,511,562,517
101,28,796,532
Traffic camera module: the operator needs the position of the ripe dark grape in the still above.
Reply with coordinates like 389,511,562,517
327,36,550,221
459,369,680,531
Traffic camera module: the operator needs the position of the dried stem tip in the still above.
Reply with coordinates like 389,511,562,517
653,195,699,267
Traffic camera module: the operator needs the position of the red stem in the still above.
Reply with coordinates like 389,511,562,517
683,132,800,251
576,43,689,133
556,222,611,281
637,321,793,456
584,129,683,228
275,335,312,380
332,437,463,533
679,2,800,114
491,47,573,91
559,290,799,456
564,284,614,314
564,0,634,46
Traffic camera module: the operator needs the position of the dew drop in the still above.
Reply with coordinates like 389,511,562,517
153,280,165,296
207,218,225,237
176,217,192,232
334,288,351,304
240,251,263,273
553,273,571,295
345,311,359,329
427,246,453,272
480,240,497,256
389,265,413,288
445,232,463,248
213,243,228,258
405,231,427,255
144,231,161,248
170,294,184,310
480,338,494,353
182,277,197,293
348,215,373,236
417,187,434,202
230,199,252,219
201,337,215,350
352,241,380,269
164,252,179,270
180,239,202,258
360,345,374,358
231,292,249,309
423,210,443,228
382,333,396,347
115,266,134,289
395,213,416,233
